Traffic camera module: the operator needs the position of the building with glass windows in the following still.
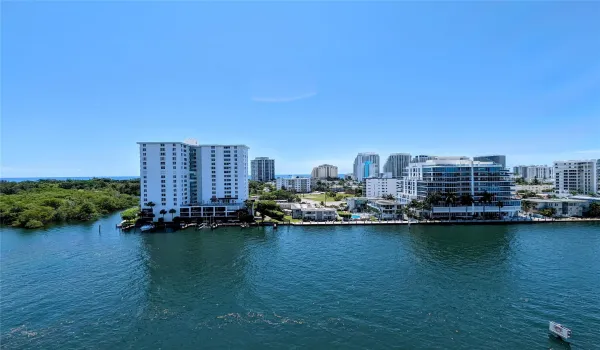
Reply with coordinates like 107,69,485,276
251,157,275,182
138,140,249,222
383,153,411,178
553,159,599,196
353,153,380,182
397,157,520,218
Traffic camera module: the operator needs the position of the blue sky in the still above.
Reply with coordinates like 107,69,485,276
2,2,599,177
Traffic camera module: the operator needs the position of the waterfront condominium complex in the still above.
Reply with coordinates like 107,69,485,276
553,160,599,196
311,164,339,179
473,155,506,169
398,156,520,218
138,140,249,222
383,153,411,178
513,165,554,182
276,177,311,193
353,153,380,182
251,157,275,182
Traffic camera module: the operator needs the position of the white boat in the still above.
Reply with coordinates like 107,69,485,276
140,224,154,232
549,321,571,342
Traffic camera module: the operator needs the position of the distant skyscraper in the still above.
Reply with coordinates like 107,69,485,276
311,164,338,179
251,157,275,182
353,153,380,182
383,153,411,178
474,155,506,169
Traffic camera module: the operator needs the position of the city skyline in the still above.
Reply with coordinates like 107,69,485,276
2,2,600,178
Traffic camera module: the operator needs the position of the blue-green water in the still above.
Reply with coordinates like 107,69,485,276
2,213,599,349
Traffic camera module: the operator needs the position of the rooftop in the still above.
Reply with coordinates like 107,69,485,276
524,198,588,203
137,141,249,148
300,207,337,212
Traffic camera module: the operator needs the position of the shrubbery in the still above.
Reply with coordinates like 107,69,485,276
0,179,139,228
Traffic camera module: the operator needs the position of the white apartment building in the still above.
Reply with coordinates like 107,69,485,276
383,153,411,178
554,160,598,196
251,157,275,182
139,141,249,222
365,177,399,198
311,164,338,179
353,153,380,182
276,177,311,193
513,165,553,182
398,157,520,218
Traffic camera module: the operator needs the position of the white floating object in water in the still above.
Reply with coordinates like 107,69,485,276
549,321,571,342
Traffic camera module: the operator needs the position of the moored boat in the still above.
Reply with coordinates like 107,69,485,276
140,224,155,232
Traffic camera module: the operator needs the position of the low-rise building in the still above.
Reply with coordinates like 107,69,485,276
347,197,369,212
276,177,311,193
516,184,555,193
367,199,402,219
292,207,338,221
524,198,588,217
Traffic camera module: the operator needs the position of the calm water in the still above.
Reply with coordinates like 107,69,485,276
2,214,599,349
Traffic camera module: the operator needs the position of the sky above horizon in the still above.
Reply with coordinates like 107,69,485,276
2,2,599,177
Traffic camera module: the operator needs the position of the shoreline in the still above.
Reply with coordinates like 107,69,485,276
208,217,600,228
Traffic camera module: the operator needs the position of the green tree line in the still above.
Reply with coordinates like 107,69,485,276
0,179,140,229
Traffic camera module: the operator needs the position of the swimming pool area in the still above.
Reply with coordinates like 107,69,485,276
351,214,361,219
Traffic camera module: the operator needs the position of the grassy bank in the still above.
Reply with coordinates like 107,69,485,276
0,179,140,228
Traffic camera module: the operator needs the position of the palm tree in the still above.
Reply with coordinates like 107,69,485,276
444,191,457,221
159,209,167,219
459,194,474,218
478,191,493,218
168,208,176,221
521,200,533,214
146,201,156,210
496,201,504,219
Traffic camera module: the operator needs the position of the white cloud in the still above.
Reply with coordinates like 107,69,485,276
252,92,317,103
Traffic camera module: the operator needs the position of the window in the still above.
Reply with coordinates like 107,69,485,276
161,166,165,169
173,180,177,183
160,144,165,146
161,189,166,193
143,162,146,165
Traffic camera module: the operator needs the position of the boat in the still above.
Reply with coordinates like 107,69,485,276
140,224,154,232
549,321,572,342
